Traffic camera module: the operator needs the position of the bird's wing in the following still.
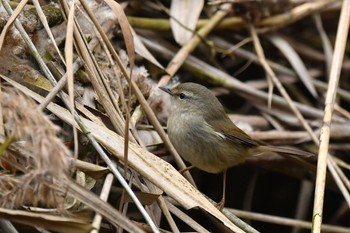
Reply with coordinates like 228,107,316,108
208,117,259,148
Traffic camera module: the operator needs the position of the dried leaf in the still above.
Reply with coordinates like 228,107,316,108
75,160,109,179
132,28,164,69
124,191,161,206
23,75,53,91
170,0,204,45
104,0,135,73
0,208,91,233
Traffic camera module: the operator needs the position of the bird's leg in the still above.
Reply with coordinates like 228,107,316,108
217,169,227,210
178,165,195,174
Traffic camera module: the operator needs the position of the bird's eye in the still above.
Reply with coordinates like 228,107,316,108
179,93,186,99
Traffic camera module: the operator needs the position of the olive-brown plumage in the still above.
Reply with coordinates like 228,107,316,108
160,82,312,208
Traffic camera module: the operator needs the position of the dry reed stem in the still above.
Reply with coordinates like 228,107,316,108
230,209,350,233
312,1,350,232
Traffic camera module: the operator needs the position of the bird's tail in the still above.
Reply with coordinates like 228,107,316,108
257,145,314,158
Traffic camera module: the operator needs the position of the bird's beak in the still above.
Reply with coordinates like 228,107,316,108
159,86,172,95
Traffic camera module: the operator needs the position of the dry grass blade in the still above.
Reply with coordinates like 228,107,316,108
327,157,350,205
65,0,76,113
268,35,318,98
65,0,78,158
313,13,333,75
104,0,135,72
32,0,65,64
0,0,28,51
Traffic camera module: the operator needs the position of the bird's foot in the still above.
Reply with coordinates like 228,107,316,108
178,165,195,175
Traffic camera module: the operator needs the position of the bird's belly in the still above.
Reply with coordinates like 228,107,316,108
168,119,247,173
181,144,246,173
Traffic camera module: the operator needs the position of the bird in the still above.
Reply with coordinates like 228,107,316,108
160,82,313,209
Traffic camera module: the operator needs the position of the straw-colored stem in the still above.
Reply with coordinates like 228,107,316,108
230,208,350,233
312,1,350,232
91,173,114,233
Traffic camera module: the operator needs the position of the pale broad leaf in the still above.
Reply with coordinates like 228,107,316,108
170,0,204,45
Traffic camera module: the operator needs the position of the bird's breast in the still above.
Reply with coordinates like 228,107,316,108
167,114,247,173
